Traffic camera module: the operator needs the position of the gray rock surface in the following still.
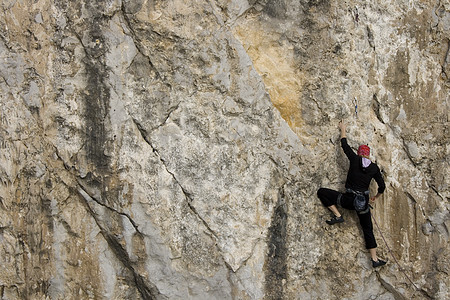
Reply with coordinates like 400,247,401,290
0,0,448,299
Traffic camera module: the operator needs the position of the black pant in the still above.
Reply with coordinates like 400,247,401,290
317,188,377,249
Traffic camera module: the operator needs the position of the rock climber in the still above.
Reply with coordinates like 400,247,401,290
317,121,387,268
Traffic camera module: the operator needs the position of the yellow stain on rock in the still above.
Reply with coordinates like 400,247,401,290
233,19,304,131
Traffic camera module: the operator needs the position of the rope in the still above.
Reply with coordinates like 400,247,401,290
370,209,422,293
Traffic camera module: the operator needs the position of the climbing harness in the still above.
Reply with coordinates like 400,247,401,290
370,209,424,295
353,97,358,118
347,189,370,214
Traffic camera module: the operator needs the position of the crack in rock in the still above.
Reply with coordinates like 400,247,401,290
128,117,244,275
441,39,450,81
376,272,431,300
120,2,162,80
43,144,167,299
77,183,142,235
130,117,220,237
367,25,375,50
77,185,166,300
152,101,181,132
376,273,408,300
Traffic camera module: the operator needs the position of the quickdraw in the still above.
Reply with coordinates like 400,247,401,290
353,97,358,118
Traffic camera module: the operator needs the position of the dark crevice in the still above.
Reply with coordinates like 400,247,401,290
120,2,162,81
432,2,441,28
382,122,419,168
153,102,181,131
130,117,217,231
48,143,165,299
372,93,384,124
77,184,142,235
132,118,159,156
430,185,445,201
0,74,10,86
264,187,287,300
0,285,20,299
265,153,297,187
377,273,431,300
441,39,450,81
0,29,8,45
376,273,408,300
184,200,218,240
131,120,180,190
57,216,80,238
404,192,417,203
367,25,375,50
401,140,418,167
130,118,237,273
0,27,14,52
104,232,163,300
77,186,166,300
53,148,73,172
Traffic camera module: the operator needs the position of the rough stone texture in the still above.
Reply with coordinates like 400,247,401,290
0,0,448,299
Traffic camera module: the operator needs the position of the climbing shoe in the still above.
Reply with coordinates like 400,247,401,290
372,259,387,268
326,215,344,225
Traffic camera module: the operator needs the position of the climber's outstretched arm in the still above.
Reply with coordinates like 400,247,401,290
339,120,347,138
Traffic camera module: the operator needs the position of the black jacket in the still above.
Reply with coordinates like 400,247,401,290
341,138,385,194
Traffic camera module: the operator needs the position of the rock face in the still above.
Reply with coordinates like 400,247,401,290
0,0,448,299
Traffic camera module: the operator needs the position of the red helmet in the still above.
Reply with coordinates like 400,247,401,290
357,145,370,157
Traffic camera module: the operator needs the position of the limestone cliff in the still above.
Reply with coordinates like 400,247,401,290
0,0,448,299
